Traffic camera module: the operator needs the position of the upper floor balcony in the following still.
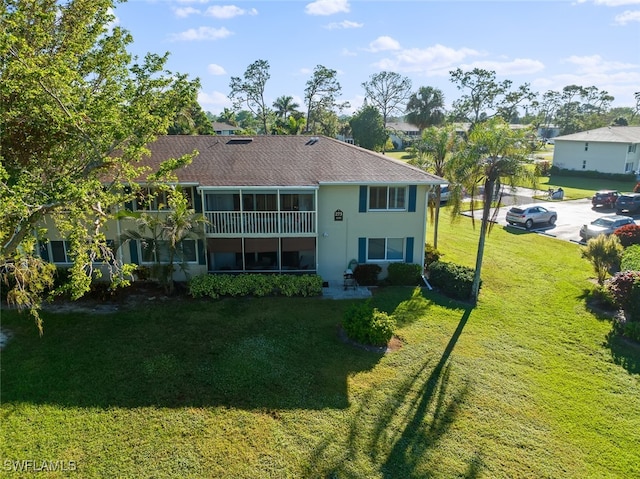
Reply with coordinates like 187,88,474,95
204,210,316,236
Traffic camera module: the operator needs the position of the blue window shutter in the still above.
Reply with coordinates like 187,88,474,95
358,237,367,263
359,186,367,212
408,185,417,212
198,239,206,265
194,188,203,213
405,237,414,263
129,241,139,264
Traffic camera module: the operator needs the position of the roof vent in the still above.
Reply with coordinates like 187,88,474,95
305,137,319,146
226,138,253,145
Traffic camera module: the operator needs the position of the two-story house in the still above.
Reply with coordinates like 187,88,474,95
39,135,446,286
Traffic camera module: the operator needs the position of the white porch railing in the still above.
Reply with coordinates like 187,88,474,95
205,211,316,235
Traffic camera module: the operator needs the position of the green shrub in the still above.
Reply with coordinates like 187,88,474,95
424,243,441,267
534,161,551,177
342,301,396,346
549,166,635,182
387,263,422,286
188,273,323,299
622,321,640,342
621,245,640,271
427,261,478,300
613,224,640,248
353,264,381,286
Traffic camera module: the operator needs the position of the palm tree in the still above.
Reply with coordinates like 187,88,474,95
272,95,300,120
119,187,208,294
218,108,237,126
448,118,535,302
408,125,459,249
405,86,446,131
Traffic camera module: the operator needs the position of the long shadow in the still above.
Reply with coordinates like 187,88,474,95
381,308,474,477
0,297,383,410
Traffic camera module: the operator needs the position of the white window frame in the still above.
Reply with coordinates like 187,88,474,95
367,237,405,262
368,186,407,211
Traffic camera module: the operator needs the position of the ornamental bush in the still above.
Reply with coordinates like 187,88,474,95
342,301,396,346
188,274,323,299
387,263,422,286
427,261,478,300
613,223,640,248
424,243,441,267
605,270,640,321
353,264,381,286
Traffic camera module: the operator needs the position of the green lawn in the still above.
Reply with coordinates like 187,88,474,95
2,214,639,478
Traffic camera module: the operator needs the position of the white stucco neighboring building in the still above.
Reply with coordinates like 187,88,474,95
552,126,640,175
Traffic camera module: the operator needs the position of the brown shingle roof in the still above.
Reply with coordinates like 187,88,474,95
140,135,444,187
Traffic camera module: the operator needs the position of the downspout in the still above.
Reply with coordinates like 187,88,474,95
421,186,433,290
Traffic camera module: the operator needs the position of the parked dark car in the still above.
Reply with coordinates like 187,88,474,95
616,193,640,214
591,190,619,208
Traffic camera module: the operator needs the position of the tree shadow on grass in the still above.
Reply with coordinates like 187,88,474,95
0,296,383,410
309,307,484,478
606,331,640,375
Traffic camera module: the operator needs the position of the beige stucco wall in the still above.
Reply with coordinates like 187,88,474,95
316,184,428,284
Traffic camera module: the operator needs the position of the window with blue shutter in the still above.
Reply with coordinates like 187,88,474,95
358,237,366,263
198,239,206,265
129,241,139,264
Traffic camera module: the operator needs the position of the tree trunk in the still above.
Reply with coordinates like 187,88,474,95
471,180,494,302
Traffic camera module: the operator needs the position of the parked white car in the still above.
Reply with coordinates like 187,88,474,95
506,204,557,230
579,214,635,242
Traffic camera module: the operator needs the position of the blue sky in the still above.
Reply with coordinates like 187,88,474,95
113,0,640,116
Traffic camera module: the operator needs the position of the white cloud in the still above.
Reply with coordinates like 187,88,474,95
198,91,232,110
174,7,200,18
305,0,350,16
169,26,233,41
368,36,401,53
324,20,363,29
614,9,640,23
588,0,640,6
205,5,258,19
207,64,227,75
106,7,119,31
373,44,481,74
341,48,357,57
563,54,638,73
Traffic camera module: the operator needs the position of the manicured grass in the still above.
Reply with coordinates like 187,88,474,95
2,214,639,478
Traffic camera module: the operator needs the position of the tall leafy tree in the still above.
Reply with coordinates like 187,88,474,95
304,65,346,134
168,90,214,135
449,68,534,128
229,59,271,134
1,0,199,330
349,105,387,151
362,71,412,128
217,107,237,126
448,118,535,302
408,125,459,249
405,86,446,131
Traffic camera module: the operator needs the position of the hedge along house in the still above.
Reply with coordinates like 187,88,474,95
38,135,446,285
552,126,640,176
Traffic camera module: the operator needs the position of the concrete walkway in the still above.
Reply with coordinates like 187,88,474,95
322,281,372,299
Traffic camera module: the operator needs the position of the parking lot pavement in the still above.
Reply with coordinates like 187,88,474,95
493,198,639,243
460,189,639,244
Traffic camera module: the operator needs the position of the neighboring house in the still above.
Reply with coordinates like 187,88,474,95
211,122,242,136
386,122,420,150
552,126,640,175
38,135,445,285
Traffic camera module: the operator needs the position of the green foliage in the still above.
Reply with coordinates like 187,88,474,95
621,245,640,272
386,263,422,286
353,264,382,286
425,243,442,266
621,321,640,342
581,234,623,284
427,260,478,300
188,274,323,299
534,161,551,177
342,301,396,346
549,166,635,183
613,224,640,248
349,105,387,151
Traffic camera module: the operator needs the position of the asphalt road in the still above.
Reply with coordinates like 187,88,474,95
462,188,640,244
